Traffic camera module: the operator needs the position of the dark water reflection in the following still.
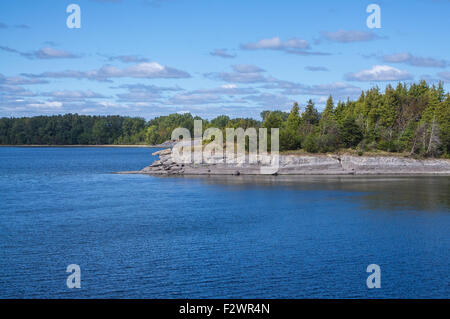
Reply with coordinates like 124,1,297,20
185,175,450,213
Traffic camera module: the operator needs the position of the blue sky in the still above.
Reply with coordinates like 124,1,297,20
1,0,449,119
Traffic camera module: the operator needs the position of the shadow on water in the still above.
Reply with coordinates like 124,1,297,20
170,175,450,213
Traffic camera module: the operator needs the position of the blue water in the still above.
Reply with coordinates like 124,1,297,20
0,147,448,298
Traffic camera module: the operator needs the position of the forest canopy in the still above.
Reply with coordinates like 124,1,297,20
1,81,449,157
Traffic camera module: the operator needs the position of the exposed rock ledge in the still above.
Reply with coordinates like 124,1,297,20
117,148,450,176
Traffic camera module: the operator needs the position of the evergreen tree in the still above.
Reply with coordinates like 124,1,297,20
301,99,320,126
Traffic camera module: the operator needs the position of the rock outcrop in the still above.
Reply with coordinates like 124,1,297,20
149,140,178,148
125,148,450,176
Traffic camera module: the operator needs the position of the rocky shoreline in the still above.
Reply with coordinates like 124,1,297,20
118,148,450,176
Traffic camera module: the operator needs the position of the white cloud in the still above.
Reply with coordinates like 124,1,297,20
96,101,120,108
34,47,78,59
241,36,310,50
28,101,63,109
0,74,48,85
322,30,381,43
221,84,237,89
168,84,259,106
170,93,222,105
113,84,182,102
345,65,413,81
241,36,330,55
206,72,267,83
232,64,265,73
113,83,182,92
263,80,361,99
190,84,258,95
116,90,161,102
245,92,294,108
22,62,191,81
382,53,447,68
210,49,236,59
205,64,269,83
0,45,79,59
43,90,106,100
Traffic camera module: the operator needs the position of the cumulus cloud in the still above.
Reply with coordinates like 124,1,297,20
210,49,236,59
0,83,40,113
42,90,106,100
1,98,63,113
170,93,223,105
245,92,294,108
0,45,79,59
241,36,330,55
116,91,161,102
28,101,63,109
23,62,191,81
191,84,258,95
263,80,362,99
345,65,413,81
0,84,125,115
113,83,182,92
382,53,447,68
167,83,260,106
0,74,48,85
205,72,267,83
205,64,270,83
0,84,36,97
0,83,120,115
322,30,382,43
113,84,182,102
232,64,265,73
242,36,309,50
33,47,79,59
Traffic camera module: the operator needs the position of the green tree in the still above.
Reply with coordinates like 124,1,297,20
301,99,320,126
339,117,363,148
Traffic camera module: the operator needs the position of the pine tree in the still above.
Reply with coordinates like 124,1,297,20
280,103,302,150
322,96,335,119
286,102,301,130
301,99,320,126
319,96,335,135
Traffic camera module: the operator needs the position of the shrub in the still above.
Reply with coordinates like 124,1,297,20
280,128,301,151
317,133,339,153
303,133,318,153
339,117,363,148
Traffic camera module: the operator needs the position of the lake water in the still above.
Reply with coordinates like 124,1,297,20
0,147,448,298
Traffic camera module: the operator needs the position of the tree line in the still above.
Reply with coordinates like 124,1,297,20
0,81,449,157
0,114,147,145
